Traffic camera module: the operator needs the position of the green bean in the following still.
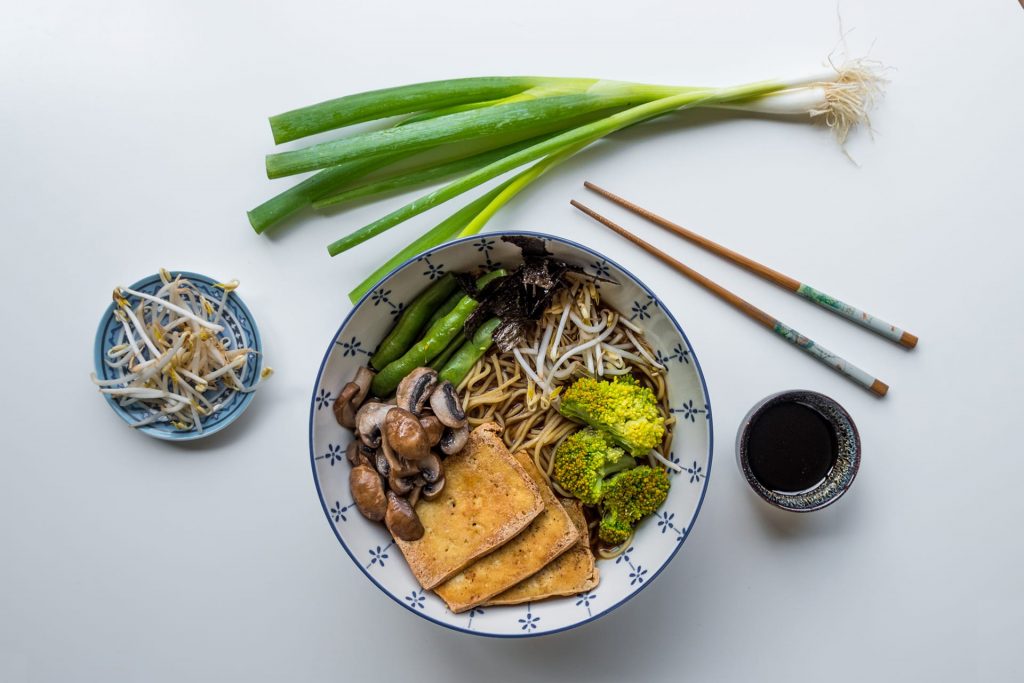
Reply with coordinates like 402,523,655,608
429,331,465,371
439,318,501,386
370,273,458,371
425,289,465,329
371,269,506,396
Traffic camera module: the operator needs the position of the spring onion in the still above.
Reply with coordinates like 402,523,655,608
250,59,885,303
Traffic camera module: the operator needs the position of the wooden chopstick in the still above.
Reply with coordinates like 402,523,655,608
570,199,889,397
583,181,918,349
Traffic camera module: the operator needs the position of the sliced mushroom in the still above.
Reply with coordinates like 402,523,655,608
332,367,375,428
354,402,394,448
388,469,415,495
407,484,423,508
351,366,374,402
429,380,467,428
381,437,418,478
417,415,444,446
345,440,362,466
439,423,469,455
346,441,375,468
356,445,374,468
422,476,445,501
417,452,443,484
332,383,360,429
374,449,390,478
396,367,438,415
385,491,424,541
349,465,387,521
383,408,430,461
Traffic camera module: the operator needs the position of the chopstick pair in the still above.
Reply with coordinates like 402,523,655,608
571,182,918,397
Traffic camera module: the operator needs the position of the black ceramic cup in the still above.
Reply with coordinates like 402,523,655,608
736,390,861,512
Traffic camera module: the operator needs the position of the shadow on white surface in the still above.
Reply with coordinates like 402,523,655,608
743,484,863,540
415,561,711,682
148,391,272,453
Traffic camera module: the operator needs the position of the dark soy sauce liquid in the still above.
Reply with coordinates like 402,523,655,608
747,401,838,493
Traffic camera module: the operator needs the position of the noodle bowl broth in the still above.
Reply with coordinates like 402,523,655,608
310,232,712,636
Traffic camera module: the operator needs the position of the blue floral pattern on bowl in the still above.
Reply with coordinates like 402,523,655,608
92,271,262,441
309,232,713,637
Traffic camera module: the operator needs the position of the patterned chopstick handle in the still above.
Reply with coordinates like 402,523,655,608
773,322,889,396
796,284,916,348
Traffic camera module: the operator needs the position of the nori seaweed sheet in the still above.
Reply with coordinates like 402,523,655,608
461,236,614,352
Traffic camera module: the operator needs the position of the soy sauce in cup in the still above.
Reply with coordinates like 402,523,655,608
746,401,838,493
736,391,860,512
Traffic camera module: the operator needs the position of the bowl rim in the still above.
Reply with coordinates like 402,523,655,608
308,230,714,638
92,270,263,442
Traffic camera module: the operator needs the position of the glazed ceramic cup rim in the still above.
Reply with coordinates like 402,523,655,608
735,389,860,512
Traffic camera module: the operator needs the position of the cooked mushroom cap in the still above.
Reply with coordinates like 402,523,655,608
374,449,390,478
439,423,470,455
407,484,424,508
350,465,387,521
384,408,430,461
422,476,445,501
385,492,424,541
345,440,362,466
418,415,444,446
387,467,417,496
429,380,467,428
396,367,438,415
417,452,443,484
355,402,394,448
346,441,374,468
333,382,360,429
351,366,374,402
333,367,376,429
381,437,418,477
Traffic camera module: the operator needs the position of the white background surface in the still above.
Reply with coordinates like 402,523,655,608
3,1,1023,680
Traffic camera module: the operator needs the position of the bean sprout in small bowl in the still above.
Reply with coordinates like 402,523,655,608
92,270,266,441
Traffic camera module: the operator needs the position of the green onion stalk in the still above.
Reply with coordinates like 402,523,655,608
250,60,885,302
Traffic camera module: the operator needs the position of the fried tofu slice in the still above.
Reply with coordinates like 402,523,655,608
485,498,600,606
434,450,579,613
394,423,544,590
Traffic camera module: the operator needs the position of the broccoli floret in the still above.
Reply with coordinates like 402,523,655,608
553,428,636,505
597,516,633,546
558,375,666,456
598,466,671,545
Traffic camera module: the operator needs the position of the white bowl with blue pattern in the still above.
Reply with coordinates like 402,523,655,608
310,232,713,637
93,271,263,441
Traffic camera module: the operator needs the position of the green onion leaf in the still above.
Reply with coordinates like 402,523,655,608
346,178,517,303
312,133,557,210
247,149,410,234
346,140,586,302
269,77,550,144
265,93,637,179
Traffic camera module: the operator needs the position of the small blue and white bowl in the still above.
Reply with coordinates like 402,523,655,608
310,232,714,637
93,270,263,441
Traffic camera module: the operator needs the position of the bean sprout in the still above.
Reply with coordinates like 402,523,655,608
92,271,271,431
